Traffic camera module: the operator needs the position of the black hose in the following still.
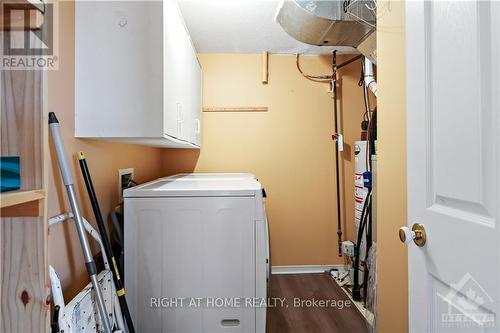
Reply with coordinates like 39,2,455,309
363,204,373,305
78,153,136,333
111,208,124,247
352,189,372,301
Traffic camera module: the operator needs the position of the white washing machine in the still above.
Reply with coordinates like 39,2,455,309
124,173,269,333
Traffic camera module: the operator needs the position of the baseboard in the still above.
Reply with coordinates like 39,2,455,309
271,265,345,275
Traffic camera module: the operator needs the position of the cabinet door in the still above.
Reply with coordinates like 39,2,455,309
164,0,188,140
185,35,202,146
75,1,163,138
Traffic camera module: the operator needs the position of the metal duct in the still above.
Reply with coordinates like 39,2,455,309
275,0,375,47
357,31,377,64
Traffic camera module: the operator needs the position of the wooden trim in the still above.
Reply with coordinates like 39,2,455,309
41,63,50,330
261,51,269,84
271,265,344,275
203,106,268,113
0,190,45,208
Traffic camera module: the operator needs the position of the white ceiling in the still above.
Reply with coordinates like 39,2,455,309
177,0,357,55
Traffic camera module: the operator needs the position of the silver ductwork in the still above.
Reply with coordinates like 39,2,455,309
275,0,376,52
357,31,376,64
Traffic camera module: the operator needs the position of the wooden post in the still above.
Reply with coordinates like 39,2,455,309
261,51,269,84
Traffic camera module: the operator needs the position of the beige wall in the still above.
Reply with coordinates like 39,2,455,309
47,1,163,300
162,53,370,266
376,0,408,331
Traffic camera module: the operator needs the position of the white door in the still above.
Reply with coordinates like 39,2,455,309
406,1,500,332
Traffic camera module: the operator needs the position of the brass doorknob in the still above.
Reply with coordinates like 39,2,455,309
399,223,426,247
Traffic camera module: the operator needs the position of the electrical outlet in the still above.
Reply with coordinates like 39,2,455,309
118,168,134,202
342,241,355,257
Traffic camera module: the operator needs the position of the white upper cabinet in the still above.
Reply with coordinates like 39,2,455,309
75,0,201,148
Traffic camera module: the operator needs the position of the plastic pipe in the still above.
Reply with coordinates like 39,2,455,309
364,57,378,97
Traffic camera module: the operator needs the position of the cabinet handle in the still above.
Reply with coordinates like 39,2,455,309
176,103,184,123
195,119,200,134
177,103,184,134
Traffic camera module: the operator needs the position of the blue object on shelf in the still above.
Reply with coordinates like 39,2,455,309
1,156,21,192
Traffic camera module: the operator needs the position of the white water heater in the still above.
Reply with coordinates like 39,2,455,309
353,140,369,280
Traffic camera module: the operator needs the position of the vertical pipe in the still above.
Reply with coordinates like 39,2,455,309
364,57,378,96
261,51,269,84
332,51,343,257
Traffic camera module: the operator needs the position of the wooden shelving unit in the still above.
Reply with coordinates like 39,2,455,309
0,7,49,329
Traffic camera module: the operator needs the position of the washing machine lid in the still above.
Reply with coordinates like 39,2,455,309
124,173,261,198
165,173,256,181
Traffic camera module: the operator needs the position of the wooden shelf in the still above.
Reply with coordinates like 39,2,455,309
0,190,45,209
203,106,268,112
